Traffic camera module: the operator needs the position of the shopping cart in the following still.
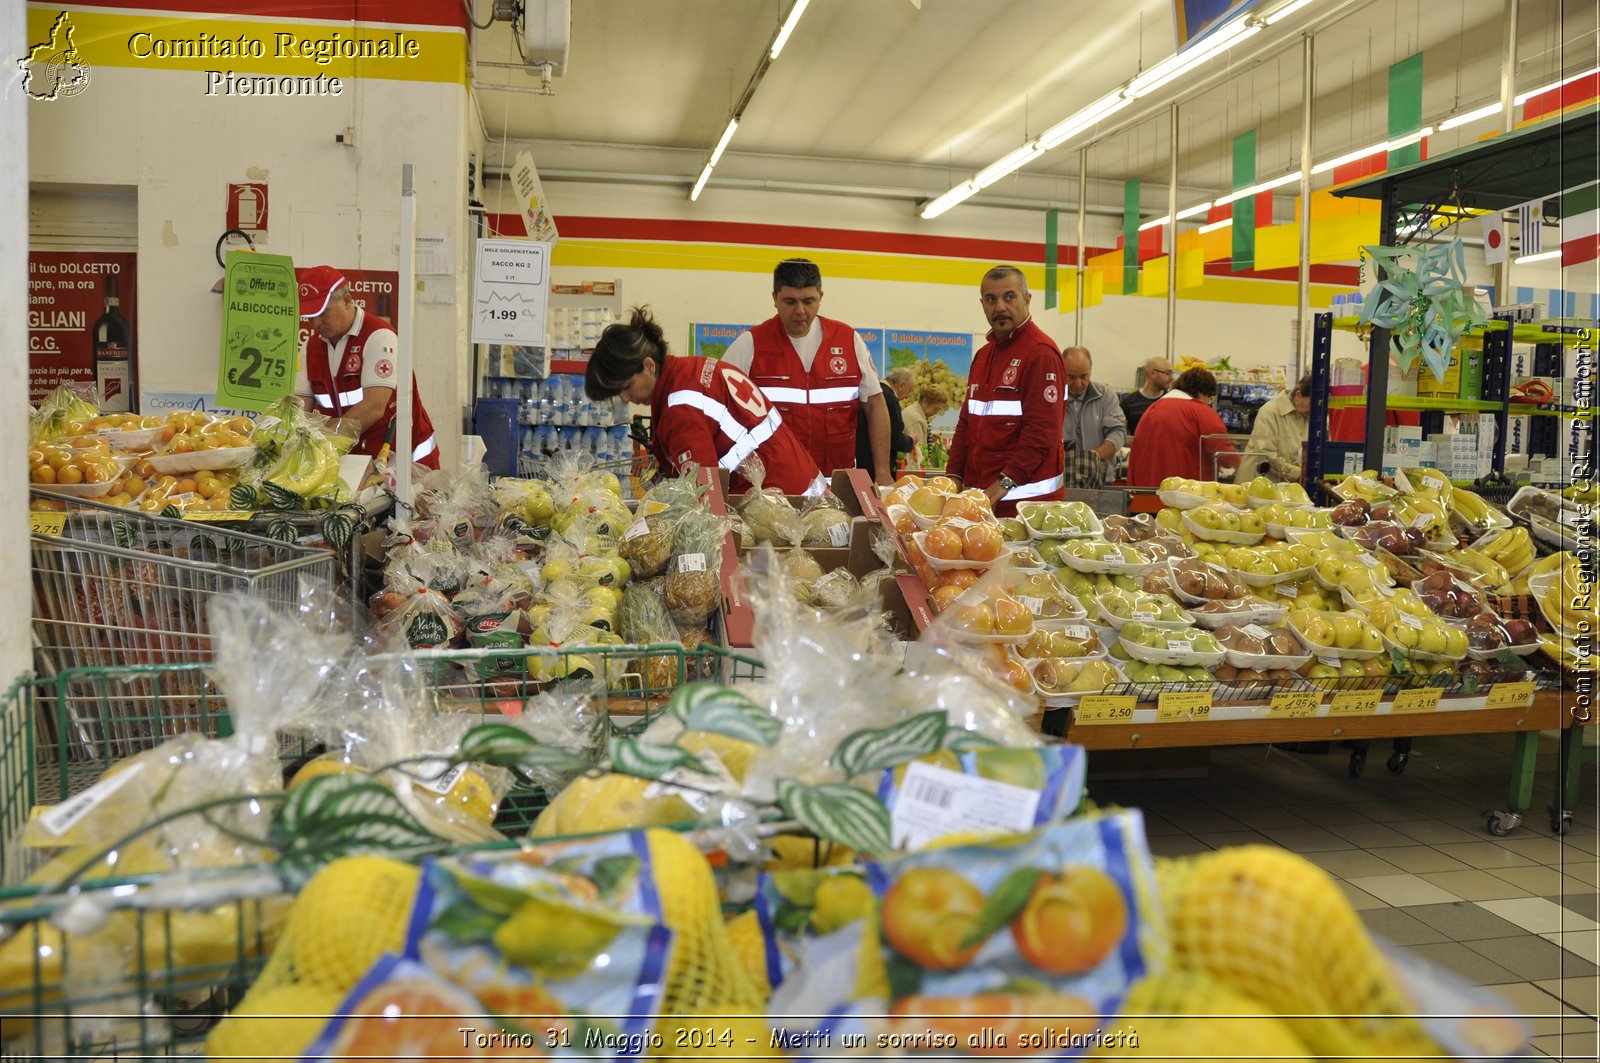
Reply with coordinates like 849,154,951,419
29,490,338,784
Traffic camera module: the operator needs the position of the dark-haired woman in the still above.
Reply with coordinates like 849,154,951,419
584,308,828,495
1127,367,1236,487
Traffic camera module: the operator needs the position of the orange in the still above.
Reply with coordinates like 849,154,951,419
329,980,512,1060
56,464,84,485
923,526,964,561
961,524,1004,562
1011,865,1128,975
881,867,987,970
30,464,56,484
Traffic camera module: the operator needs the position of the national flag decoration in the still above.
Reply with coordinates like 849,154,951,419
1480,212,1507,265
1518,201,1544,256
1558,182,1600,267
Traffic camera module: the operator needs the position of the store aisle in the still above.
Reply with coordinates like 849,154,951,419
1089,730,1600,1062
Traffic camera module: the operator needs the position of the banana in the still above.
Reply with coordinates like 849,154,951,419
1449,547,1512,591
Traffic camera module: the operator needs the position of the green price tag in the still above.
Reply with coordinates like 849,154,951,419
217,250,298,411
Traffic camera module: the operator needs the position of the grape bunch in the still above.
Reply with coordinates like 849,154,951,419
910,359,966,409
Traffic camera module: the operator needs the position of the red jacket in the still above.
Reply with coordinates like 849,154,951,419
945,317,1065,516
1127,392,1232,486
651,354,827,496
745,315,862,474
304,311,439,469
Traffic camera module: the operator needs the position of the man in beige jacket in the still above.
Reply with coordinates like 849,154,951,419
1241,374,1312,482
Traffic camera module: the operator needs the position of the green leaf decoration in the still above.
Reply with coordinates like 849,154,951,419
321,510,355,554
833,711,948,778
159,504,182,520
432,898,505,943
667,682,780,747
455,723,590,780
229,483,258,511
269,772,439,886
607,736,713,780
943,726,998,752
957,866,1041,951
261,481,302,511
775,778,892,856
265,518,297,543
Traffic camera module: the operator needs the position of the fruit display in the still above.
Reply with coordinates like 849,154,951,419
1461,612,1540,657
1213,622,1310,668
1312,551,1395,596
27,442,125,495
1016,625,1101,658
1347,521,1428,556
1101,513,1166,543
1096,588,1195,628
1411,570,1484,619
1218,542,1316,586
1117,622,1225,666
1157,475,1250,508
1003,569,1087,621
943,588,1037,642
1331,471,1399,504
1055,538,1164,574
1531,556,1599,668
1285,608,1385,658
1242,475,1312,508
1183,503,1267,544
1030,656,1123,696
1187,596,1289,629
1017,500,1101,538
1122,659,1215,686
1447,483,1511,536
1258,502,1330,533
1474,525,1537,577
915,521,1007,569
1158,557,1249,603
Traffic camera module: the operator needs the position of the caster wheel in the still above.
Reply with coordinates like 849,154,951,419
1348,751,1366,778
1486,810,1521,837
1550,808,1573,836
1387,751,1409,774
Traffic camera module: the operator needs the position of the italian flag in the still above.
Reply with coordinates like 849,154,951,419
1560,182,1600,266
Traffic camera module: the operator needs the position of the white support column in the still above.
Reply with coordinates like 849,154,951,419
1495,0,1519,303
1296,34,1315,377
1166,102,1179,360
395,163,417,506
1074,148,1087,346
1,3,33,693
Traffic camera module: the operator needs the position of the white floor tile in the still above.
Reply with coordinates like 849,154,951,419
1479,898,1600,935
1543,930,1600,965
1345,873,1462,907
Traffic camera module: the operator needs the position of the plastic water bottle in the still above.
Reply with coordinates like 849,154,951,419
520,425,535,457
536,425,556,455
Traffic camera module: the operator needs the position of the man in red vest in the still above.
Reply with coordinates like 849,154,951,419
293,265,440,469
947,266,1066,516
721,259,891,484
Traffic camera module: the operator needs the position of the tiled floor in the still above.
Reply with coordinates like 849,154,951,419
1089,729,1600,1061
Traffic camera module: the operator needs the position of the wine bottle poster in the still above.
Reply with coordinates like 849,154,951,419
26,251,138,408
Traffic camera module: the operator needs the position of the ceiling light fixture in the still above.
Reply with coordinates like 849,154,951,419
689,163,715,202
1123,18,1261,99
1264,0,1317,24
707,118,739,167
769,0,811,60
1198,218,1233,234
1515,64,1600,105
1514,249,1561,264
1176,200,1213,220
1436,103,1500,131
1214,170,1304,206
1137,215,1170,232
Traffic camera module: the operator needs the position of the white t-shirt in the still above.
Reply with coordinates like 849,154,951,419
721,320,881,401
293,306,399,396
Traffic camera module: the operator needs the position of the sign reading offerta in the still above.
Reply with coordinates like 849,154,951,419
216,250,298,411
27,251,138,407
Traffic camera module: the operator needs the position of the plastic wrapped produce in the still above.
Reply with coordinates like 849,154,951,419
736,455,801,544
618,505,680,579
665,510,726,629
799,492,853,548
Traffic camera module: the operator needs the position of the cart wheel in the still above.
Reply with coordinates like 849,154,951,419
1348,750,1366,778
1486,810,1521,837
1550,807,1573,836
1386,751,1409,774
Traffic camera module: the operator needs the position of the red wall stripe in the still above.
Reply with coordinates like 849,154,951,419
1524,73,1600,122
72,1,468,29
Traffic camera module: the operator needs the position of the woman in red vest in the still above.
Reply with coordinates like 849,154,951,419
1127,367,1236,486
584,308,827,496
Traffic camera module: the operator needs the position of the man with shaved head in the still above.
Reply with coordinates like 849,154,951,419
1120,356,1173,435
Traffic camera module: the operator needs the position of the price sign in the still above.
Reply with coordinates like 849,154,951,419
1075,695,1135,725
1391,687,1443,714
1485,681,1535,709
1157,690,1213,722
1328,689,1382,715
216,250,297,411
1270,691,1323,718
471,239,551,346
29,511,66,536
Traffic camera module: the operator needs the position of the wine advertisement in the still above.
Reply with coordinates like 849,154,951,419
27,251,139,408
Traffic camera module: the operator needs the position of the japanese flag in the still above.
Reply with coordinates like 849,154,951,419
1480,212,1507,265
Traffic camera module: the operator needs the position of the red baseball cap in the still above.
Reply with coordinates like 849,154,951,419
298,265,347,318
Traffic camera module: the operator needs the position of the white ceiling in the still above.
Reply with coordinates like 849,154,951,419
467,0,1599,216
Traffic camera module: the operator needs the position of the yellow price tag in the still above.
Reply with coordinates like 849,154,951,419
1328,689,1382,715
1269,691,1323,718
1075,695,1135,725
1485,681,1535,710
185,510,251,522
29,512,67,536
1391,687,1443,714
1156,690,1213,722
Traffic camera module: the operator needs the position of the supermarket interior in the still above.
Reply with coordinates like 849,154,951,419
5,0,1600,1059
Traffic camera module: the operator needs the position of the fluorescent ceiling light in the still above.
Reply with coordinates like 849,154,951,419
1264,0,1316,24
1514,65,1599,105
1198,218,1233,234
1311,140,1387,174
1214,170,1302,205
974,143,1042,189
1388,125,1434,149
708,118,738,167
1176,200,1213,220
1137,215,1170,232
1437,103,1500,131
920,182,979,220
769,0,811,60
1514,249,1561,264
689,163,714,202
1038,93,1131,150
1124,19,1260,99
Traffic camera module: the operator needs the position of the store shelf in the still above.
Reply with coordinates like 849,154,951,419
1325,394,1505,412
1510,404,1597,418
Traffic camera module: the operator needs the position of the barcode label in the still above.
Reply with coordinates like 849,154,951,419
1277,583,1299,598
828,521,852,547
38,761,146,837
890,760,1043,851
1166,639,1190,653
414,760,469,797
623,519,650,542
1241,624,1270,639
1018,596,1045,616
1402,613,1424,630
678,552,707,572
1413,513,1434,529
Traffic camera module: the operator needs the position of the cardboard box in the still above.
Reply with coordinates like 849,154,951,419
1415,346,1484,400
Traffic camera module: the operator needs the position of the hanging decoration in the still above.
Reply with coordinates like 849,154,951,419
1356,238,1487,382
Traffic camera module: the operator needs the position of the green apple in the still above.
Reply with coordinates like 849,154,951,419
1191,507,1223,531
1278,483,1311,505
1220,511,1242,533
1160,476,1185,492
1332,614,1363,649
1156,508,1183,533
1443,626,1467,657
1339,658,1365,678
1247,475,1277,500
1386,621,1420,649
1225,546,1255,570
1303,617,1336,646
1360,625,1384,652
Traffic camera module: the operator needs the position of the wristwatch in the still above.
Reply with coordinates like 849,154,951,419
998,475,1017,492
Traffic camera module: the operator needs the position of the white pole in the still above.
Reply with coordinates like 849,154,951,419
395,163,416,507
1495,0,1519,304
1075,148,1087,346
1,0,34,697
1296,34,1315,378
1166,102,1179,360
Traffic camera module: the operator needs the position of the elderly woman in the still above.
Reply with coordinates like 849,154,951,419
900,383,949,460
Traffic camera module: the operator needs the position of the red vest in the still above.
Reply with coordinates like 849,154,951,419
745,316,861,475
651,355,826,496
305,311,440,469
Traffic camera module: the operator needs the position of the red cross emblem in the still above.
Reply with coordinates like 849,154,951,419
1043,384,1059,403
722,367,769,418
1001,365,1020,386
343,354,362,374
374,358,394,379
829,355,848,376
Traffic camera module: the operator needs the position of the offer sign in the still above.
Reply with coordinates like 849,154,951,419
216,250,297,411
472,239,551,346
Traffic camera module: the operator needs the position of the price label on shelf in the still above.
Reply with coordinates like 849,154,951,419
29,512,66,536
1269,691,1323,718
1328,689,1382,715
1485,681,1535,709
1075,695,1135,725
1156,690,1212,722
1391,687,1443,714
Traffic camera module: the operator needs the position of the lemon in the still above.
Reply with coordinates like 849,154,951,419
764,834,855,871
287,754,368,791
492,896,623,979
531,773,695,837
286,855,420,992
724,911,771,996
810,874,875,935
644,829,765,1014
205,983,343,1062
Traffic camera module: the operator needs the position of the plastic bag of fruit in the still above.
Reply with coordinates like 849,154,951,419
798,491,852,549
371,553,468,674
619,502,685,580
735,454,800,544
28,382,100,446
757,812,1164,1051
664,509,726,629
